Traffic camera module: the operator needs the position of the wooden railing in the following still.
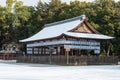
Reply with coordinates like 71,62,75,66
17,55,118,65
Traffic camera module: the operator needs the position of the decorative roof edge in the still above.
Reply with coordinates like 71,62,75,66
44,15,86,27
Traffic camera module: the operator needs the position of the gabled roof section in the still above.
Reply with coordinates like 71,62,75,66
20,15,85,42
44,15,86,28
20,15,114,43
64,32,114,40
69,20,99,34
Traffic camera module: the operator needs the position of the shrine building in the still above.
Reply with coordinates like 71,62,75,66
19,15,116,65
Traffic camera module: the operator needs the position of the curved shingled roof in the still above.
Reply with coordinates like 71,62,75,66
20,15,114,42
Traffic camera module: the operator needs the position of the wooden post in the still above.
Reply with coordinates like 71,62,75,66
57,46,60,64
50,50,52,64
65,48,70,64
43,48,44,55
32,48,34,55
49,47,54,64
38,48,39,55
41,47,43,55
44,48,46,55
71,49,73,56
66,51,69,64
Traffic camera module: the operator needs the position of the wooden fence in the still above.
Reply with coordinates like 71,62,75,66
0,53,16,60
17,55,118,65
118,56,120,60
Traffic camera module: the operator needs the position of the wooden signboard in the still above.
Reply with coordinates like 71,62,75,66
65,48,70,52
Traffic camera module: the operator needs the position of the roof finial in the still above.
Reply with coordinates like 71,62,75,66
81,15,86,20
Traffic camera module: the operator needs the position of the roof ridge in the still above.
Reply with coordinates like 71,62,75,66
44,15,86,27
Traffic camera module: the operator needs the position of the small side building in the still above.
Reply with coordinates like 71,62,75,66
18,15,118,65
0,43,19,60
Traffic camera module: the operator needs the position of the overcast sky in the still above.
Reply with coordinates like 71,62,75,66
0,0,119,7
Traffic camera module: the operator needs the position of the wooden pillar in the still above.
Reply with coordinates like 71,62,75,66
79,49,81,56
41,47,43,55
32,48,34,55
43,47,45,55
56,47,58,55
42,47,44,55
49,48,52,64
38,48,40,55
40,47,41,55
44,47,46,55
57,46,60,64
71,49,74,57
57,46,60,55
65,48,70,64
66,51,69,64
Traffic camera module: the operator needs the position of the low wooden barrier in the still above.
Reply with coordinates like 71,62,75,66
17,55,118,65
0,53,16,60
118,56,120,61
